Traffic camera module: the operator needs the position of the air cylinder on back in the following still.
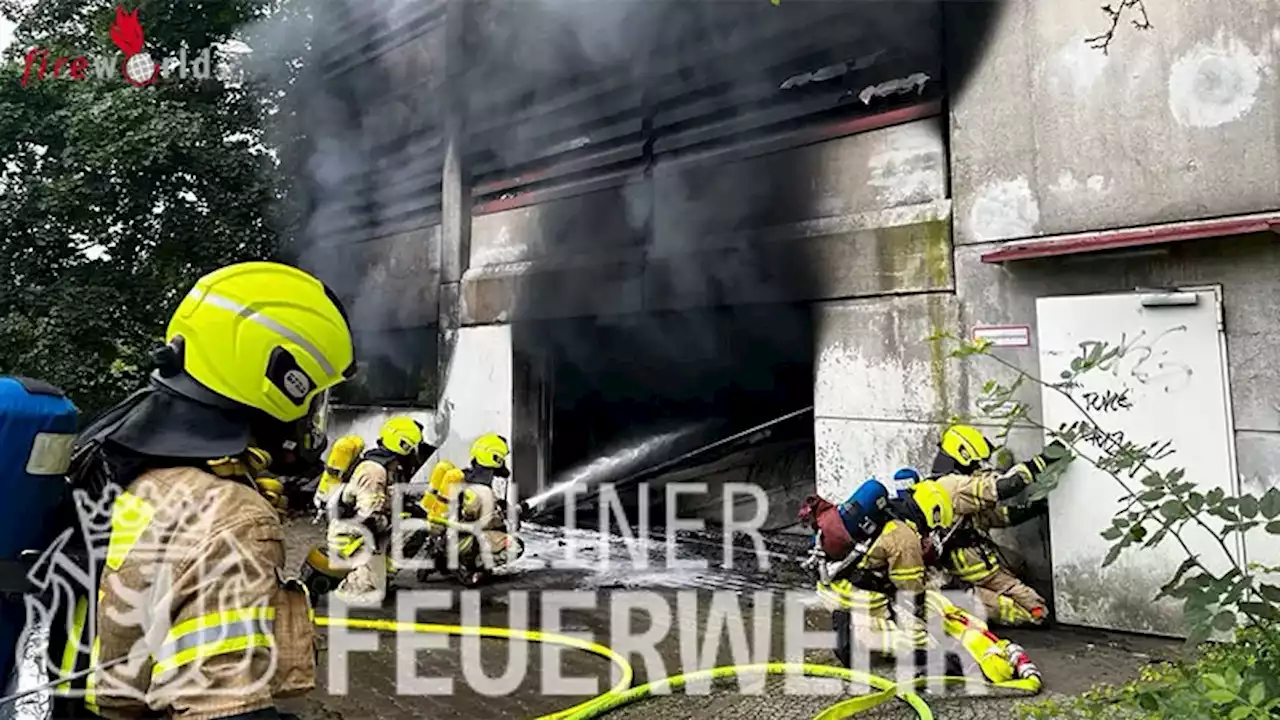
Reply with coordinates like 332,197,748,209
0,377,78,691
838,477,890,540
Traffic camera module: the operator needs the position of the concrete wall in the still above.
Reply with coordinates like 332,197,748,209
306,225,442,331
461,117,953,324
814,293,963,500
328,325,512,491
928,0,1280,604
436,324,514,497
951,0,1280,245
801,116,954,501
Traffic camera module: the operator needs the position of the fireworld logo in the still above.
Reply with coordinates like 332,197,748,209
20,5,213,88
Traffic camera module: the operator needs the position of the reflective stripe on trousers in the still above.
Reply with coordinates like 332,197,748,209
948,548,998,583
996,595,1037,624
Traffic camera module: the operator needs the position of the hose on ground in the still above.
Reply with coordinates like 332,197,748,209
314,615,1042,720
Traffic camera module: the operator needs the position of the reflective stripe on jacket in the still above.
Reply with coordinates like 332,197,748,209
855,520,926,594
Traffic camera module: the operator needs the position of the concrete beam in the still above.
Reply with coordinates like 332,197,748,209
459,201,953,325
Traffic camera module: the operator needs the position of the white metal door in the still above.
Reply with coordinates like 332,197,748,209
1036,288,1239,637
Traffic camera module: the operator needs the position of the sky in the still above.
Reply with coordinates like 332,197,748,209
0,17,12,54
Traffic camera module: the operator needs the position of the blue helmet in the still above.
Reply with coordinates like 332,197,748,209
892,467,922,498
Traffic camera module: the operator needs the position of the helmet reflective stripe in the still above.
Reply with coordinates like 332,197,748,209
189,288,337,377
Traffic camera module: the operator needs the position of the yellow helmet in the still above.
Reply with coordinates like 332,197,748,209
163,261,356,423
939,424,993,470
912,480,955,530
379,416,426,456
470,433,509,469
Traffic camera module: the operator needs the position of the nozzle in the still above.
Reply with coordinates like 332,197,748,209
1004,642,1040,679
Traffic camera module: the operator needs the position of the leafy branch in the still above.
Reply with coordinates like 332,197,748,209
1086,0,1153,54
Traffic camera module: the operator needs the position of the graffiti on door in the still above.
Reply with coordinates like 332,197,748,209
1069,325,1194,393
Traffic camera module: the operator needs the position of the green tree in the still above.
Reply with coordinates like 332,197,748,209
0,0,290,418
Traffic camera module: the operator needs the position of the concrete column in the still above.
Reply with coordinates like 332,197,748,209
512,334,553,521
437,0,471,409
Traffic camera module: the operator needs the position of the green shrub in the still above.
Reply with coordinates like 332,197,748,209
1018,625,1280,719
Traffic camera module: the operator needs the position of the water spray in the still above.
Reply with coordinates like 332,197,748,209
522,406,814,523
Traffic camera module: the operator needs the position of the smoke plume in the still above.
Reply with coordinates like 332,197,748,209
237,0,1005,459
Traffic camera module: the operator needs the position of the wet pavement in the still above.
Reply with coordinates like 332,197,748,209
281,519,1181,720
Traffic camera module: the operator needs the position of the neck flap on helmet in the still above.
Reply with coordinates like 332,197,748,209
84,374,254,462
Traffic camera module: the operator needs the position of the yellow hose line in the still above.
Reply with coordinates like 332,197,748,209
314,615,1041,720
313,615,632,720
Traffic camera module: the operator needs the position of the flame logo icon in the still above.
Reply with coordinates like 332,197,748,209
109,5,158,86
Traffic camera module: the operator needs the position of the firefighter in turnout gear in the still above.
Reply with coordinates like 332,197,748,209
801,479,956,670
800,477,1044,684
924,424,1069,627
405,433,524,587
324,416,435,603
44,261,356,720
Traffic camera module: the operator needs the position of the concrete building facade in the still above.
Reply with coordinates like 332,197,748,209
300,0,1280,637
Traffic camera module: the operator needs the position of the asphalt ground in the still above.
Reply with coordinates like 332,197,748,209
279,519,1180,720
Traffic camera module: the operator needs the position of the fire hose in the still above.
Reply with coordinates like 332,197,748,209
0,607,1042,719
0,529,1040,718
315,612,1044,720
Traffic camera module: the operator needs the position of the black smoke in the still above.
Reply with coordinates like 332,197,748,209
239,0,1006,458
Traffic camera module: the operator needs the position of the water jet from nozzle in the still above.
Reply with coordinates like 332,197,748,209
521,420,726,519
523,407,814,523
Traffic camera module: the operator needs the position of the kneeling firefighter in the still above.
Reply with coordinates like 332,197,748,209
306,417,435,603
403,433,524,587
22,261,356,719
799,478,1039,683
918,424,1070,627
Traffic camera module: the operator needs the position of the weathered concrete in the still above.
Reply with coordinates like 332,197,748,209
435,325,514,497
804,289,1070,600
462,202,953,325
813,292,964,499
953,233,1280,431
470,184,649,268
461,119,953,324
306,225,442,331
652,119,947,248
951,0,1280,245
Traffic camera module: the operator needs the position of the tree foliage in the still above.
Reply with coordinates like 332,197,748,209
0,0,291,418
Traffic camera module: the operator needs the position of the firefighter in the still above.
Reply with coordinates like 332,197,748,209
326,416,434,602
48,261,356,719
925,424,1069,627
801,479,956,670
406,433,523,586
